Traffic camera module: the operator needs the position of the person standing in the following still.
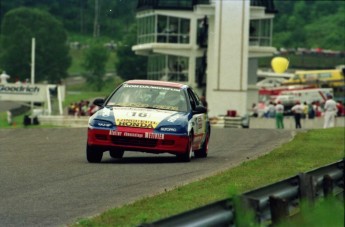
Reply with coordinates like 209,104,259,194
323,94,337,128
275,101,284,129
0,71,10,84
336,100,344,117
267,101,276,118
291,101,303,129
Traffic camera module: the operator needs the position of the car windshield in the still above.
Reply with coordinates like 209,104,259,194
106,84,188,112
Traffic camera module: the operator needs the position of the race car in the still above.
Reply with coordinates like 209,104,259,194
86,80,210,163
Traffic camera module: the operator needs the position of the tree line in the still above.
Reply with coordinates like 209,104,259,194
0,1,343,87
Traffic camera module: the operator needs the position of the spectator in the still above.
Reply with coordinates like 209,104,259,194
291,101,303,128
308,102,315,119
275,101,284,129
302,101,309,119
267,101,276,118
336,101,344,117
0,71,10,84
323,94,337,128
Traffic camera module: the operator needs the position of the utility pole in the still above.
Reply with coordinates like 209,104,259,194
93,0,100,38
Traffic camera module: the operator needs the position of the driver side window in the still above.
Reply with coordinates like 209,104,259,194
187,88,199,110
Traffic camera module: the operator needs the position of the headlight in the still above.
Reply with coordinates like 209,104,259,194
89,119,114,128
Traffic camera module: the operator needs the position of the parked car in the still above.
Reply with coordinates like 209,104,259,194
86,80,210,163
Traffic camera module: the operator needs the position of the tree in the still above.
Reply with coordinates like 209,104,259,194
115,24,147,80
82,43,109,91
0,7,71,83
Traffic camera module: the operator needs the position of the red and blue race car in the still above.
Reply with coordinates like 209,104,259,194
86,80,210,163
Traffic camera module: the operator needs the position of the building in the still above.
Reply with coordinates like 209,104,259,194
132,0,278,117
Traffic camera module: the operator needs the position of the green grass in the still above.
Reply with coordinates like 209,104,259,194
71,127,345,227
277,197,344,227
68,48,118,76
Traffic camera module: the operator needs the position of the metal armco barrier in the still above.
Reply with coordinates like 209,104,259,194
140,159,344,226
140,199,235,227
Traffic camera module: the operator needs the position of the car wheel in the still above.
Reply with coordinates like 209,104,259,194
177,134,193,162
109,149,124,159
194,130,209,158
86,144,103,163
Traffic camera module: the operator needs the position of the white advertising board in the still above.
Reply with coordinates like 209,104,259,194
0,83,48,102
0,83,65,115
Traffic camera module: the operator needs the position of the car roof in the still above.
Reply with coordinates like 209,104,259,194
125,80,186,89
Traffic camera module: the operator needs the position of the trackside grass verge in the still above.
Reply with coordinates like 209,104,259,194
71,127,344,227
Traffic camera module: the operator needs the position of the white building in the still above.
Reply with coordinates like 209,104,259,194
132,0,277,117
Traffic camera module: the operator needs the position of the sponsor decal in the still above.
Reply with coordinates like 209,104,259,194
97,122,112,127
124,132,144,138
109,131,122,136
197,117,203,129
160,127,177,132
145,132,164,139
123,84,179,92
115,118,158,128
109,130,145,138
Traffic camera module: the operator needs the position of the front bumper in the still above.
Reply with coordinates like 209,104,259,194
87,127,189,154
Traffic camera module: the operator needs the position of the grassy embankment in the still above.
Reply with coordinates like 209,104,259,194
72,127,344,227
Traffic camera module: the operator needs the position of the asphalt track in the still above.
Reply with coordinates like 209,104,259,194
0,127,295,226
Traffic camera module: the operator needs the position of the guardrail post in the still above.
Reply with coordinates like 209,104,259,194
322,174,334,197
298,173,317,203
269,196,289,225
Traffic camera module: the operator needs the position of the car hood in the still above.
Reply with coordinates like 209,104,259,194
91,106,189,131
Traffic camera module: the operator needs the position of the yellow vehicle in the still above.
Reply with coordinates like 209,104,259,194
282,69,345,87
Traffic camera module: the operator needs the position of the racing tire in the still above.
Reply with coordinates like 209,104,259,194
109,149,124,159
86,144,103,163
194,130,209,158
177,134,193,162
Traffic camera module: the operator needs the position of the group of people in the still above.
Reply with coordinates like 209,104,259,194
68,100,99,117
252,94,343,129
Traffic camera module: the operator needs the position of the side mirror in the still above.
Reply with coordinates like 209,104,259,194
193,106,207,114
93,98,105,107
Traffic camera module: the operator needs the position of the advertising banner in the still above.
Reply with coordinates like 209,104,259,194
0,83,48,102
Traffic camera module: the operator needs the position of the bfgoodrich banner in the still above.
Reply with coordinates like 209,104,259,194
0,83,48,102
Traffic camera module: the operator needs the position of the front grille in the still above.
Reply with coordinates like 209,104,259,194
111,136,158,147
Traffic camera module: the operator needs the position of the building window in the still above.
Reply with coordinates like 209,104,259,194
138,14,190,44
148,55,189,82
249,19,272,46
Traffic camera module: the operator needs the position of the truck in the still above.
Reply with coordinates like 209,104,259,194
274,88,333,114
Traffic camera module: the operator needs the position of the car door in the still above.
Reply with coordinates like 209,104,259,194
187,88,206,149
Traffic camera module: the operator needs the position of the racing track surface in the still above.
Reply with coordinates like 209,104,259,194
0,128,295,226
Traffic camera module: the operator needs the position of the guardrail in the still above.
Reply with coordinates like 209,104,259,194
140,159,344,226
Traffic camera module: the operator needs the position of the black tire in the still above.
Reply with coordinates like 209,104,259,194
109,149,124,159
177,134,193,162
86,144,103,163
194,130,209,158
